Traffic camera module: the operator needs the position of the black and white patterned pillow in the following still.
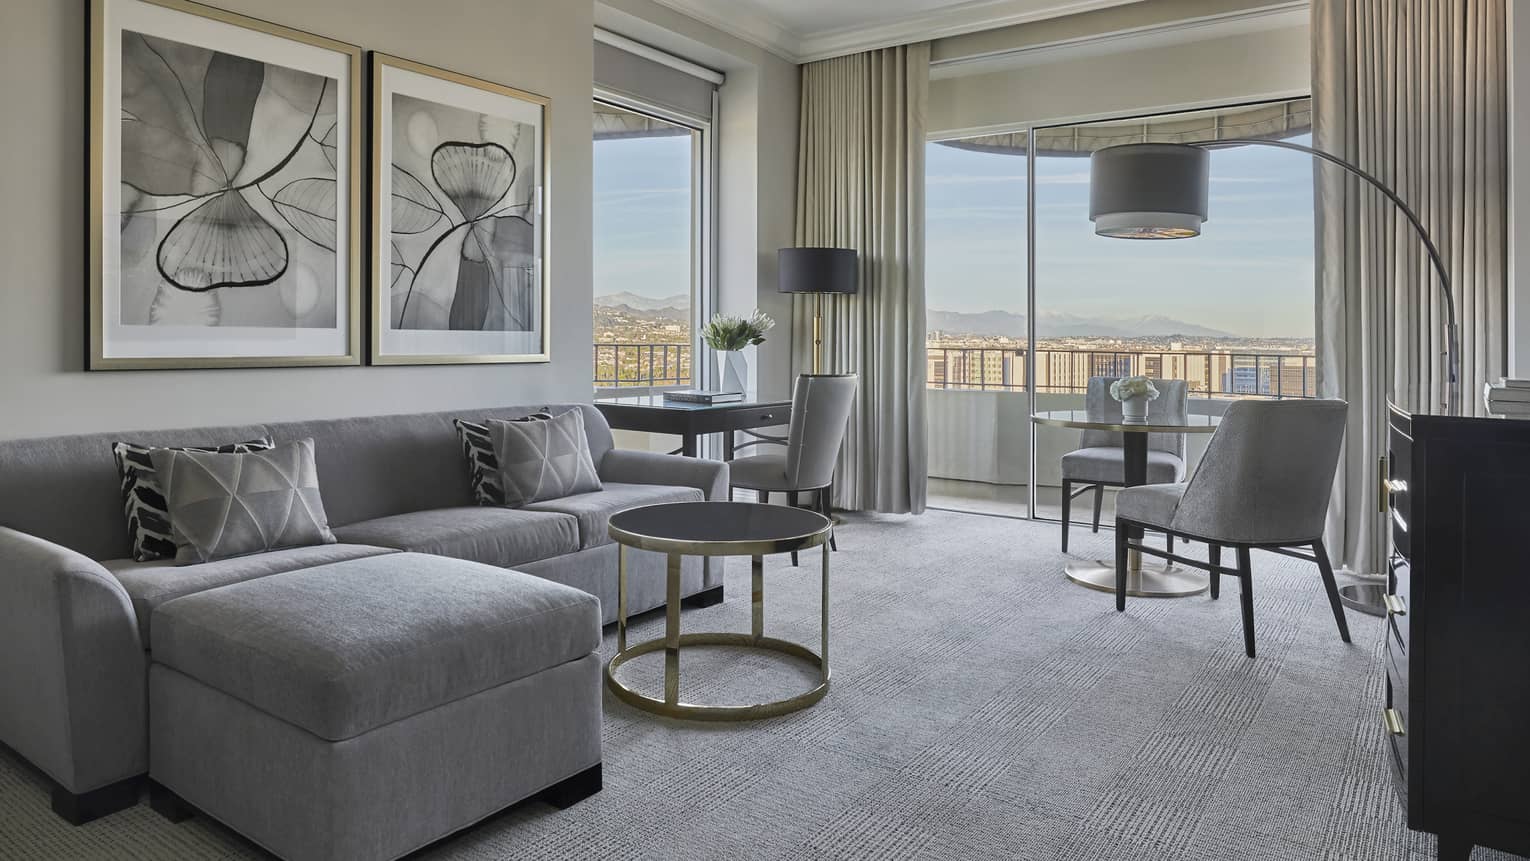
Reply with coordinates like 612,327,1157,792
111,438,274,561
454,414,551,507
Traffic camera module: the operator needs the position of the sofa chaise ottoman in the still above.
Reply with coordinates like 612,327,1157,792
0,403,725,823
145,553,603,861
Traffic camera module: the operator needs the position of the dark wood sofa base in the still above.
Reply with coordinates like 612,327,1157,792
51,775,143,825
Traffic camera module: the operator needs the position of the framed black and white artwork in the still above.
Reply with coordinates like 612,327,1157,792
370,53,549,365
88,0,362,369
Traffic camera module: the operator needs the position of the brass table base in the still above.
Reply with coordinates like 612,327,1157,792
608,543,830,722
605,632,829,721
1066,558,1208,598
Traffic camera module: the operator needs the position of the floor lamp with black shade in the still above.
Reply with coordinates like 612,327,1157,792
1087,140,1464,616
779,247,858,374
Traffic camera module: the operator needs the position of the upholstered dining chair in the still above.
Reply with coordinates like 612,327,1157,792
1113,398,1351,658
1060,377,1189,552
729,373,858,565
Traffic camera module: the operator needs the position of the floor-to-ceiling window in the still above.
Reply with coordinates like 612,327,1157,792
592,99,705,391
925,97,1315,522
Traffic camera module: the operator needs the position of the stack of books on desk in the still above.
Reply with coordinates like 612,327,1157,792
663,389,743,405
1484,379,1530,418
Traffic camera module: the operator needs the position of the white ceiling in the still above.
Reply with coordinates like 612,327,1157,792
649,0,1150,62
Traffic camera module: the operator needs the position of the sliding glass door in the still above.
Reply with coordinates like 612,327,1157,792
925,97,1316,524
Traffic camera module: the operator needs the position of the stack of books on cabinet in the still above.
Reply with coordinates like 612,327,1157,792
1483,379,1530,418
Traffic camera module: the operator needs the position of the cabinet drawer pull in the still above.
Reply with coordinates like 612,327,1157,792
1384,594,1407,616
1384,708,1406,736
759,414,773,420
1385,479,1408,494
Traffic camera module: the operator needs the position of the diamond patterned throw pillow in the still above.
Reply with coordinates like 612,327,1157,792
149,438,337,564
454,413,551,507
112,438,274,561
488,409,602,506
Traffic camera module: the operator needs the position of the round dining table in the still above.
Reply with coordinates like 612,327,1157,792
1032,409,1222,598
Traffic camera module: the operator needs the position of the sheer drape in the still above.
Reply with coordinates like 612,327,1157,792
793,43,930,514
1313,0,1507,575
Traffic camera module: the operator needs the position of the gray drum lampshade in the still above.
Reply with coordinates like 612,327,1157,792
778,247,858,294
1089,143,1211,239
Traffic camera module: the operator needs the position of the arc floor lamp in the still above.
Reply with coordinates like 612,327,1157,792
1088,139,1464,615
1088,139,1461,416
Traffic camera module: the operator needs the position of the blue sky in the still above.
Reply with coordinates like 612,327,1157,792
596,129,1316,339
927,135,1316,338
593,135,692,306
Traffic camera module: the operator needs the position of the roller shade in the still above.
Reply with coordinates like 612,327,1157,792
940,97,1311,157
594,102,692,140
594,37,719,126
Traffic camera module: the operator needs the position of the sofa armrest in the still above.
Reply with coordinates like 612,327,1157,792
0,527,146,793
599,449,729,501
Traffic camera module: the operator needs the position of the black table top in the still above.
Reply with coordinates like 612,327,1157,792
595,394,791,413
607,501,831,556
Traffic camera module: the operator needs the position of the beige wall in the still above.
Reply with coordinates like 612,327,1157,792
930,23,1309,136
0,0,594,440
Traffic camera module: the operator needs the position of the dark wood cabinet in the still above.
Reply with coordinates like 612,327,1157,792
1385,403,1530,861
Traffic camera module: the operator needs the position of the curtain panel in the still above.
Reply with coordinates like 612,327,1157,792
1313,0,1507,575
793,43,930,514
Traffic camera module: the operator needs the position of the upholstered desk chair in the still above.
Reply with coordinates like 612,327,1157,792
1113,398,1351,658
729,373,858,565
1060,377,1189,552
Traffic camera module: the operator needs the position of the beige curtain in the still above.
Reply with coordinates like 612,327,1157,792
793,43,929,514
1314,0,1507,575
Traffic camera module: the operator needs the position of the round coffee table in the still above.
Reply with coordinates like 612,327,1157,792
605,501,833,721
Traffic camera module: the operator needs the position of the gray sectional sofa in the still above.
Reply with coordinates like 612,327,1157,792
0,403,727,853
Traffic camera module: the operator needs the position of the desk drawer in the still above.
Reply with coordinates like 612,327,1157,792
718,407,789,432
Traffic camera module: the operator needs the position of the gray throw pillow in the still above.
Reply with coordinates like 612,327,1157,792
150,438,337,564
488,409,602,506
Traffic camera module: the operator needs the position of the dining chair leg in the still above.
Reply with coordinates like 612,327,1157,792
818,488,837,552
1312,539,1351,643
1236,546,1256,658
1114,518,1129,612
788,490,801,566
1091,485,1104,533
1207,543,1221,600
1060,479,1072,553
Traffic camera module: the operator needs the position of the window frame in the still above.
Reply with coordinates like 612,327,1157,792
592,91,716,397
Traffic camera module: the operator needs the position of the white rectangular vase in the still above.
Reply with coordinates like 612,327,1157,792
718,350,748,396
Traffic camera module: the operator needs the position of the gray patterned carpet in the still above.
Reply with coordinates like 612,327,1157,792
1,509,1523,860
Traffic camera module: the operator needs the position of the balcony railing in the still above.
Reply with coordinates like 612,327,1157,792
594,342,691,388
927,346,1317,399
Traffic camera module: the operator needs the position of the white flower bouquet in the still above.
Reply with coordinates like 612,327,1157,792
701,310,775,351
1109,376,1160,402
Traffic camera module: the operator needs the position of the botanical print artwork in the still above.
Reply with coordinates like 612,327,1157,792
388,93,537,333
118,30,339,329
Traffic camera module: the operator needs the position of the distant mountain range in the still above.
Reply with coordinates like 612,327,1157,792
595,292,689,314
595,293,1235,339
926,308,1235,339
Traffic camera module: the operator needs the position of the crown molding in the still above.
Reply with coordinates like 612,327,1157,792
646,0,804,62
929,1,1309,80
795,0,1143,62
647,0,1152,64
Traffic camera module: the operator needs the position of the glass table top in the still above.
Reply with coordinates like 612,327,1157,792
1031,409,1222,434
608,501,830,548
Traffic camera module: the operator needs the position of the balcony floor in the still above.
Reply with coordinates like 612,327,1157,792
928,477,1120,526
